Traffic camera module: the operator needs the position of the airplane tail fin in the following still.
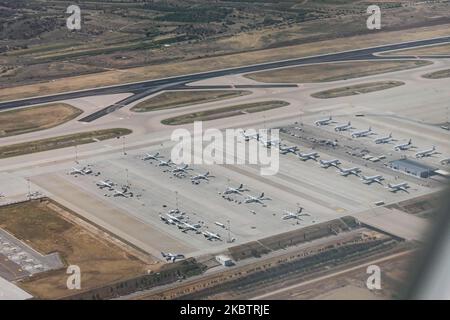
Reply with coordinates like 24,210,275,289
260,192,265,198
238,183,243,189
408,139,412,145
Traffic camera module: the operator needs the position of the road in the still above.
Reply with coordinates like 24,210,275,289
1,36,450,122
250,250,414,300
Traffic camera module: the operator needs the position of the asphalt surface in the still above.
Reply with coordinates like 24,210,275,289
1,36,450,122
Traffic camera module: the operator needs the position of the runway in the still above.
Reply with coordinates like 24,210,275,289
1,36,450,122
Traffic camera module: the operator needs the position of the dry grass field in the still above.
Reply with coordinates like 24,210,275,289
0,200,151,299
311,81,405,99
245,61,431,83
161,100,289,125
382,43,450,56
0,103,82,138
131,90,250,112
0,128,132,159
0,24,449,102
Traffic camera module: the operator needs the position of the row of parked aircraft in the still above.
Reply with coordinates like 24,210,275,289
69,165,137,198
314,116,440,158
319,158,409,191
142,152,215,183
96,179,134,198
159,208,222,241
223,183,272,205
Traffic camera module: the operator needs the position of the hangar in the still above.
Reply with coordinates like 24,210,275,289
388,159,436,178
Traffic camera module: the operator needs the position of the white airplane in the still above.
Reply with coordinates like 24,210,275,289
142,152,163,161
171,164,193,175
297,151,319,161
158,159,173,167
334,121,352,132
96,180,115,189
374,133,393,144
191,172,214,182
387,182,410,193
113,186,133,198
260,137,280,148
244,192,271,204
224,184,249,195
351,127,374,138
161,252,185,263
394,139,413,151
315,116,332,126
178,222,201,233
160,211,184,225
279,145,299,154
441,158,450,165
319,159,341,168
282,207,310,220
202,231,222,241
70,166,92,175
361,175,384,185
415,146,437,158
241,130,259,141
337,167,361,177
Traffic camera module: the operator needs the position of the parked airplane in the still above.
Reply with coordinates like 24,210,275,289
160,212,184,225
387,182,410,193
241,130,259,141
260,137,280,148
415,146,437,158
179,222,201,233
315,116,332,126
374,133,393,144
351,127,373,138
279,145,299,155
158,159,173,167
394,139,413,151
334,121,352,132
297,151,319,161
191,172,214,182
142,152,163,161
244,192,271,204
113,186,133,198
70,166,92,175
337,167,361,177
361,175,384,185
319,159,341,168
96,180,115,190
161,252,185,263
224,184,249,195
171,164,193,175
0,193,4,198
202,231,222,241
282,207,310,220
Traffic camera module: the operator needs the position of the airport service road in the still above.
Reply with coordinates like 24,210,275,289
1,36,450,121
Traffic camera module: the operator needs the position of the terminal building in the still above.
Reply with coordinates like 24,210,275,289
388,158,436,178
